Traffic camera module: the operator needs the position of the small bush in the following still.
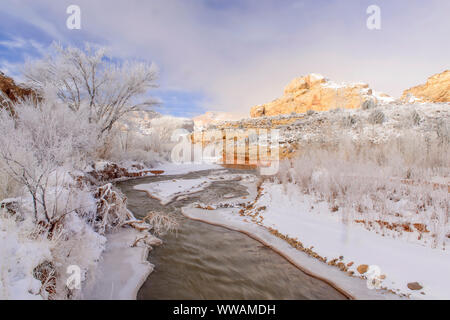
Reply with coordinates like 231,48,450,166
143,211,179,236
341,115,357,128
362,99,376,110
368,109,385,124
410,110,421,126
436,119,449,145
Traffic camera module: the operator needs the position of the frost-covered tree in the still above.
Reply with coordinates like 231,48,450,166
24,43,159,134
0,96,98,223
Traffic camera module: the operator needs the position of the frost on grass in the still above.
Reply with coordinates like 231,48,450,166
274,125,449,248
0,43,161,299
229,103,449,298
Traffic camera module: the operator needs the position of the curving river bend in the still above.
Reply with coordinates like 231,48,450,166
116,169,346,300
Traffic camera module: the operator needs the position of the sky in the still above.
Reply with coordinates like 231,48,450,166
0,0,449,118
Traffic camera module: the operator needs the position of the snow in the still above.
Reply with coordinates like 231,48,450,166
181,205,398,300
134,177,213,205
373,91,396,104
176,171,449,299
309,73,325,81
250,181,450,299
133,172,245,205
0,215,51,300
82,228,159,300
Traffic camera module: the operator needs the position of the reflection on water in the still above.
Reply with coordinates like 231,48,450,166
116,169,346,300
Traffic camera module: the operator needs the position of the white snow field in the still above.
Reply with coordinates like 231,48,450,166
82,228,161,300
252,182,450,299
134,177,213,205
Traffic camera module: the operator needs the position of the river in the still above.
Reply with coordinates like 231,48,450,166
116,169,346,300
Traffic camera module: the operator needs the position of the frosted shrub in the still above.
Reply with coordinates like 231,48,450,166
104,115,194,163
276,130,449,248
436,119,449,145
143,211,179,236
341,115,357,128
410,109,421,126
24,43,158,135
0,99,98,220
368,109,385,124
362,98,376,110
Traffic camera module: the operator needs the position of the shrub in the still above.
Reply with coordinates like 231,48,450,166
362,98,376,110
276,129,449,248
24,43,158,135
341,115,357,128
368,109,385,124
410,109,421,126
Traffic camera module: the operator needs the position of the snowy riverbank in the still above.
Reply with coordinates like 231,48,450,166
182,205,398,300
178,173,449,299
82,227,161,300
81,163,221,300
247,181,450,299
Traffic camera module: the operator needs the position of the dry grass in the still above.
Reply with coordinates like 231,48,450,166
276,128,449,248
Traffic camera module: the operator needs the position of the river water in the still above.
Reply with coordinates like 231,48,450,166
116,169,346,300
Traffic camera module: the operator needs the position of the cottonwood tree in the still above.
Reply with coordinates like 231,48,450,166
0,97,97,226
24,43,159,134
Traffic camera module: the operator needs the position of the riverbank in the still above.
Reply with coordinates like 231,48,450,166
178,173,400,300
181,172,450,299
108,165,447,300
82,227,160,299
82,163,222,300
118,169,347,299
181,205,398,300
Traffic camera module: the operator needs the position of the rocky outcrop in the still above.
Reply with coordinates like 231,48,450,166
0,72,36,114
193,111,244,129
250,74,393,117
0,72,35,102
85,162,164,183
401,70,450,103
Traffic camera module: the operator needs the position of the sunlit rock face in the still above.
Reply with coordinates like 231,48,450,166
0,72,35,102
401,70,450,103
250,73,393,117
193,111,245,130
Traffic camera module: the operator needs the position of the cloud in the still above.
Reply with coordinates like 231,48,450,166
1,0,449,114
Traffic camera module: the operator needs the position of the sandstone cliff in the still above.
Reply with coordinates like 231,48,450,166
250,74,393,117
401,70,450,103
0,72,35,103
193,111,245,129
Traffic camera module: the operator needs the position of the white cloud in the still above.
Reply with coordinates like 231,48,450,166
0,59,25,81
2,0,450,114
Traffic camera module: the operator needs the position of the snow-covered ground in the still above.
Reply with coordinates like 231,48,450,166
134,177,213,205
178,172,449,299
82,227,161,300
252,181,450,299
133,170,248,205
179,174,395,299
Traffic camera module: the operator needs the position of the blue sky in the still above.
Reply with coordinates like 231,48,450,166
0,0,449,117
